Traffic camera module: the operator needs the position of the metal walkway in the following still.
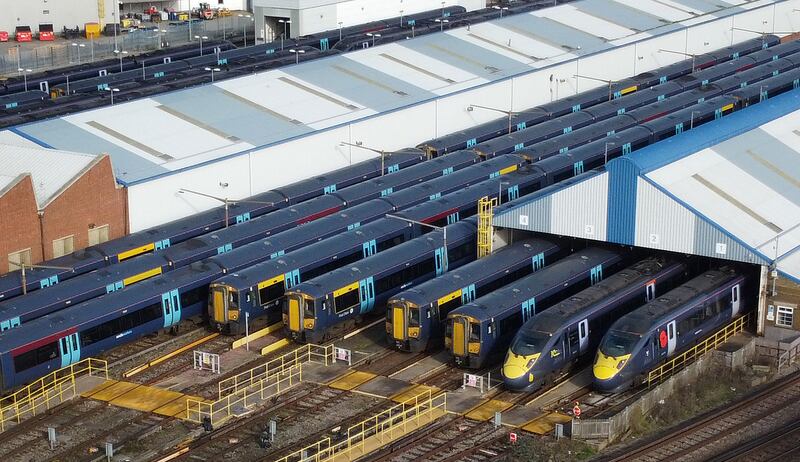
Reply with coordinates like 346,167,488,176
82,380,209,420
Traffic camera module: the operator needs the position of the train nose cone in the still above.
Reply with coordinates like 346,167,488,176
502,353,539,390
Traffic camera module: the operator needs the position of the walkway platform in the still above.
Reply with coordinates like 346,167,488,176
329,371,377,391
390,351,450,382
444,387,487,414
502,406,544,427
82,380,209,420
391,384,439,404
525,367,593,410
465,399,514,421
521,412,572,435
302,361,350,385
356,376,414,399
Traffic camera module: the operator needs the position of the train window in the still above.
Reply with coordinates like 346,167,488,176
438,297,462,319
568,329,579,350
667,323,674,339
306,251,362,280
81,303,161,347
259,282,284,306
334,289,360,314
305,300,316,319
180,287,205,307
13,340,58,372
469,323,481,342
579,322,586,338
409,308,420,327
228,291,239,310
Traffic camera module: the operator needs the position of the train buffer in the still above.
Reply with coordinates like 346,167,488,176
81,380,210,420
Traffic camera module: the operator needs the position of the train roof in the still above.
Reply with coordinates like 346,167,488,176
452,247,624,320
522,257,678,335
0,260,224,353
390,238,560,305
289,220,478,299
611,267,740,336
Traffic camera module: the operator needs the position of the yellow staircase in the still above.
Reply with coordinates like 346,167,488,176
477,196,497,259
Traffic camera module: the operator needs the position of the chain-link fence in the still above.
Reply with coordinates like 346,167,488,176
0,16,254,77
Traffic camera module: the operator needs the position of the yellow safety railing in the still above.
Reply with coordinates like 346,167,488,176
477,196,497,259
186,364,303,426
647,312,751,387
275,390,447,462
218,343,333,398
0,358,108,432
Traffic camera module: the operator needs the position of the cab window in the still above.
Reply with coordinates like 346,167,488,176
409,308,421,327
469,323,481,342
259,282,284,306
304,300,315,318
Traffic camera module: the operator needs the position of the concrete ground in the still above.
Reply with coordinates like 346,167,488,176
0,13,254,77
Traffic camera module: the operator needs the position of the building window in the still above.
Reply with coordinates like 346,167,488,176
88,225,110,246
777,306,794,328
8,249,32,272
53,235,74,258
43,10,49,14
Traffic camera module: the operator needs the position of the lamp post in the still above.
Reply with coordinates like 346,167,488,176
15,45,21,75
399,10,404,27
18,68,32,92
204,67,221,82
467,104,540,134
90,33,95,61
492,6,510,18
573,73,617,101
71,42,85,64
338,22,343,42
385,214,447,267
366,32,381,47
177,188,274,228
239,14,252,47
288,48,305,64
114,49,128,73
340,142,411,175
159,28,167,48
278,19,291,50
194,35,208,55
658,48,701,72
604,142,616,164
104,86,120,105
435,18,449,31
18,264,74,295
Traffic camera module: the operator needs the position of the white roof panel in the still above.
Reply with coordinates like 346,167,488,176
532,4,636,41
0,144,97,207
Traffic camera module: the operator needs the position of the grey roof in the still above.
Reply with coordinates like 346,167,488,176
0,144,99,208
1,0,763,185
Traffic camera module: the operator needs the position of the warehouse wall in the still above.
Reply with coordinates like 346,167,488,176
0,175,43,275
0,0,115,34
125,0,798,231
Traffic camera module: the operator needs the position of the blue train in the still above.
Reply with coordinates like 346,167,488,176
593,267,747,393
209,166,543,334
0,153,523,331
446,248,626,369
386,238,566,353
502,257,688,391
0,149,424,301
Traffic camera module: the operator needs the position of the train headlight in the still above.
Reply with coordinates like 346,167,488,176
617,359,627,370
526,357,537,368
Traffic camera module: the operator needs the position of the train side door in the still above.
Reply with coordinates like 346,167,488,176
359,277,375,314
435,247,448,276
59,333,81,367
392,305,405,340
161,289,182,328
578,319,589,354
731,284,740,316
646,280,656,301
452,318,468,357
667,320,677,355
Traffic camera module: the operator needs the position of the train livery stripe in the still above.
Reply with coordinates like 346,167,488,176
118,243,156,261
333,281,359,297
499,165,518,175
12,327,78,356
437,289,462,307
619,85,638,96
258,274,285,289
122,267,163,286
721,103,735,112
297,206,341,225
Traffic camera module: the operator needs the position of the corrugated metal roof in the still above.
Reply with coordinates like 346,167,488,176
493,89,800,282
0,0,754,185
0,144,98,208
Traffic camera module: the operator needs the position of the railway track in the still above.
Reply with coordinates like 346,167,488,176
602,370,800,462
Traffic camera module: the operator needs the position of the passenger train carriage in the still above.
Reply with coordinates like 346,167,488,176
386,238,567,353
446,248,626,369
502,257,688,391
593,267,747,393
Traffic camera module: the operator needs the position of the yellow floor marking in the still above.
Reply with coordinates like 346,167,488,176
87,381,140,401
261,338,291,356
390,384,440,404
232,322,283,349
465,399,514,421
521,412,572,435
110,386,187,413
329,371,377,391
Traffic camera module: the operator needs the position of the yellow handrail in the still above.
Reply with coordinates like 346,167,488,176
186,364,303,426
647,313,751,387
217,344,333,399
0,358,108,432
274,390,447,462
477,196,497,259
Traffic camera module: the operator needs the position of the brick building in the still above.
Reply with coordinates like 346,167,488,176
0,144,127,275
